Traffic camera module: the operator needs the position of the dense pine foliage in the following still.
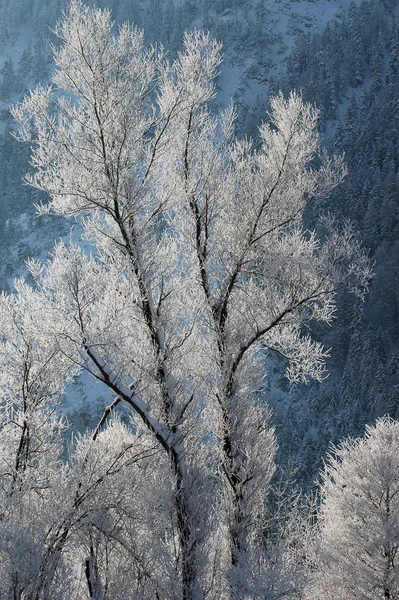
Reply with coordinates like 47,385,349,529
266,0,399,487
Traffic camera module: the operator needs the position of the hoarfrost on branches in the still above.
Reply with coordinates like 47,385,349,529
1,1,372,597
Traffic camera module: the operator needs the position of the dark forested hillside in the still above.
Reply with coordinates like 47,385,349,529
0,0,397,488
261,0,399,487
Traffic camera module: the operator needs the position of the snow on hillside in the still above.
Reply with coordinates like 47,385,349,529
0,0,362,427
212,0,355,106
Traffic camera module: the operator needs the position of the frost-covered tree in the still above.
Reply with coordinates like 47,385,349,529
0,280,173,599
308,417,399,600
162,84,370,593
8,1,371,597
0,284,72,600
12,8,221,597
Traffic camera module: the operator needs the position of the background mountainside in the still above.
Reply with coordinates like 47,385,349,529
0,0,397,489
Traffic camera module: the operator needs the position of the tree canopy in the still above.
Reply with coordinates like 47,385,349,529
0,1,372,598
